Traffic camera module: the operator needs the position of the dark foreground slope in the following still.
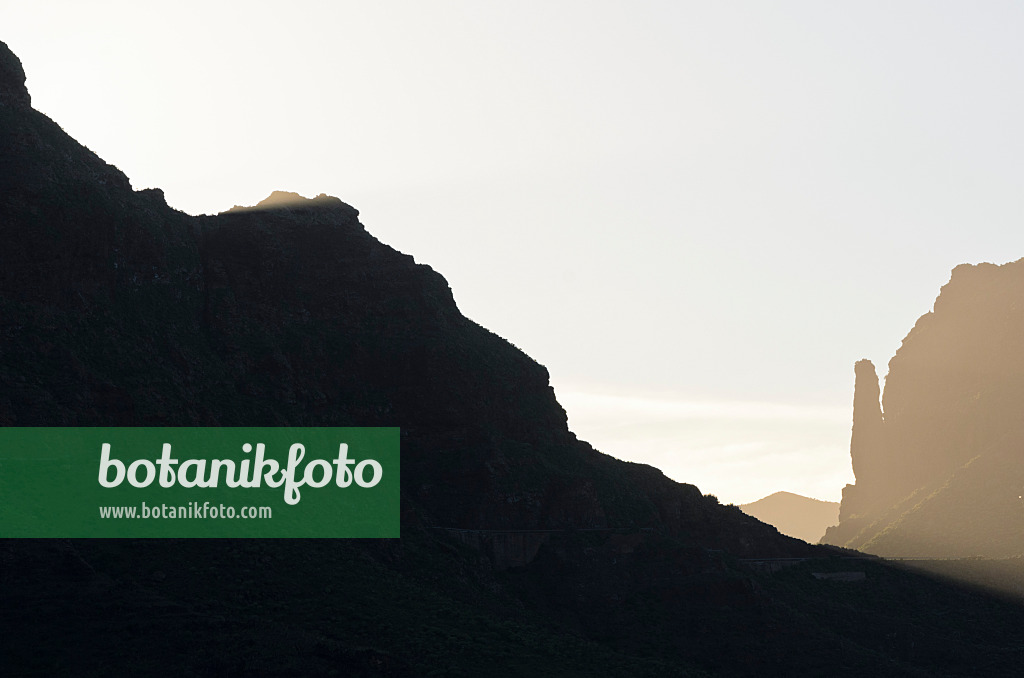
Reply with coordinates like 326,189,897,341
824,262,1024,558
5,40,1024,676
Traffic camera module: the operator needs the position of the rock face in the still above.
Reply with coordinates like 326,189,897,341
824,261,1024,557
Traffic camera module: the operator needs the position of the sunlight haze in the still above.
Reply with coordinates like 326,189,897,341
7,1,1024,503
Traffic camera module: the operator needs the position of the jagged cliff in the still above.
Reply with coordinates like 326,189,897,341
824,261,1024,557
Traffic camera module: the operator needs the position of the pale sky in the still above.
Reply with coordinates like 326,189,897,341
7,1,1024,504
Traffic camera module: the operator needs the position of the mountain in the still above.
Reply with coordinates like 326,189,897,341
0,38,796,551
823,261,1024,558
6,38,1024,676
739,491,839,543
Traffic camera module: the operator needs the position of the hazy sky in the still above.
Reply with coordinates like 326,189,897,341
7,1,1024,504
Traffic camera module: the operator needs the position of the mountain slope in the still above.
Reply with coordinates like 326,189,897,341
0,38,801,552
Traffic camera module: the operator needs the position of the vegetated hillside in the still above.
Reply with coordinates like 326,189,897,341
6,39,1024,677
824,261,1024,558
739,491,839,543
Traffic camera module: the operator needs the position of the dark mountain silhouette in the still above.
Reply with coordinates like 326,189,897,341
739,491,839,543
0,37,794,550
823,261,1024,558
6,39,1024,676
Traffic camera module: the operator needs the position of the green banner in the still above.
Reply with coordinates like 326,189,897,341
0,427,399,537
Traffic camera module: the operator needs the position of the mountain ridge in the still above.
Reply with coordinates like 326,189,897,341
0,36,812,549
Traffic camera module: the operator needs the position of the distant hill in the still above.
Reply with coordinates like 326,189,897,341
739,491,839,543
823,261,1024,557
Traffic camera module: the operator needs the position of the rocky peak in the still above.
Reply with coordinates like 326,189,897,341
851,360,883,464
848,359,888,502
0,40,30,108
826,359,889,536
222,190,359,217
